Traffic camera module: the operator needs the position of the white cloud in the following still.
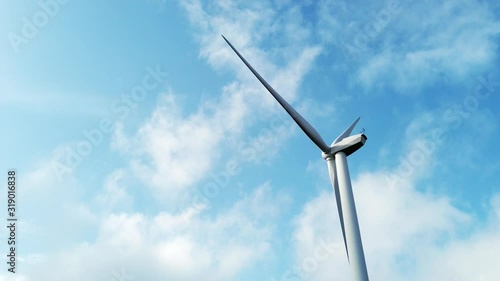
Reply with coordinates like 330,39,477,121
95,169,134,212
20,184,288,281
316,0,500,92
111,89,249,203
414,194,500,281
355,0,500,92
288,164,492,280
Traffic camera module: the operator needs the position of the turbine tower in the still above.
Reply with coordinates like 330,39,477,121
222,35,370,281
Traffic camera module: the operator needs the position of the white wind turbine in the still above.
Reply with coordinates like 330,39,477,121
222,35,370,281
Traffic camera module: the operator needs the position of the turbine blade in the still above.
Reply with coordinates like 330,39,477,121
222,35,330,153
331,117,360,146
326,159,349,261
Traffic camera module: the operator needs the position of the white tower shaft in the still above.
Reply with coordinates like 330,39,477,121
335,152,369,281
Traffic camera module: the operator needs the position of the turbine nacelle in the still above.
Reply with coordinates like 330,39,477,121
322,133,367,160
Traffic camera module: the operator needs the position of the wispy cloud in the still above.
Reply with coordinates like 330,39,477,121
355,0,500,92
316,0,500,93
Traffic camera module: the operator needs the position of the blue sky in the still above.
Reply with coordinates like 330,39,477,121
1,0,500,280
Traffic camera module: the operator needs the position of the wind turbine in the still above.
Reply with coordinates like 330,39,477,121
222,35,370,281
